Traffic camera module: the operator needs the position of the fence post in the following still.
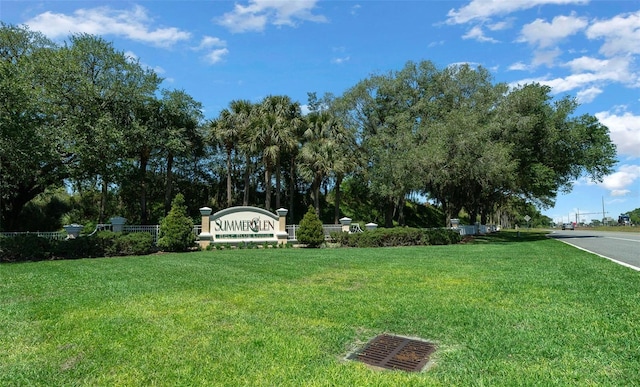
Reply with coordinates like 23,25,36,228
276,208,289,245
198,207,213,249
110,217,127,233
339,217,352,233
63,224,84,239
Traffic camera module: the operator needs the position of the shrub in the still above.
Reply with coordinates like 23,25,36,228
334,227,461,248
0,234,52,262
297,206,325,248
117,232,154,256
95,231,119,257
157,193,195,252
51,235,103,259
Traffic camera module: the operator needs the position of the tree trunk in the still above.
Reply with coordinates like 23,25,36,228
3,183,44,230
333,174,343,224
264,166,272,210
100,178,108,223
397,196,406,226
226,147,233,207
139,151,149,224
275,157,282,210
480,211,488,225
243,154,250,206
384,197,394,228
313,174,321,215
288,157,296,221
164,151,174,215
469,210,478,226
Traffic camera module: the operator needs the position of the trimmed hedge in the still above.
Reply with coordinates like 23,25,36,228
331,227,461,248
0,231,155,263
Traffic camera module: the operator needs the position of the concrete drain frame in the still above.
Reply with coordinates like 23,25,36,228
350,334,437,372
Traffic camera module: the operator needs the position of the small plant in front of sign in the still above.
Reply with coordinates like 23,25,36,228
157,194,195,252
297,206,325,248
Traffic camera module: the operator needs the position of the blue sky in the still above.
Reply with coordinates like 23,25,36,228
2,0,639,224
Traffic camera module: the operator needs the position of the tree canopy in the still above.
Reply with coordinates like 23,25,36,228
1,24,617,230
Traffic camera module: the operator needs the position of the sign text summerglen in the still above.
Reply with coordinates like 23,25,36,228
209,207,279,243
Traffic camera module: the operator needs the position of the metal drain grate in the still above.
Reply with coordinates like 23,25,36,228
354,334,436,372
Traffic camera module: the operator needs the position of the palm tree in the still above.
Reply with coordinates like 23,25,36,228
209,100,257,208
298,109,360,221
297,111,340,215
209,109,235,207
254,95,301,211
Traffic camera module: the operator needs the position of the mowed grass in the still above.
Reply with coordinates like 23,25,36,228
1,232,639,386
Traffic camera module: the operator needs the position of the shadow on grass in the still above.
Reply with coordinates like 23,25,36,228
466,230,549,244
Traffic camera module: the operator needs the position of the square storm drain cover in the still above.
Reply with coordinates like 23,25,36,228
353,334,436,372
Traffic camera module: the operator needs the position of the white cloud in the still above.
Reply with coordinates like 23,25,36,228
204,48,230,64
518,13,588,48
24,5,190,47
331,56,350,64
488,19,513,31
462,26,499,43
564,56,609,72
597,165,640,193
196,36,226,50
511,55,636,100
532,48,562,67
595,110,640,158
587,10,640,56
446,0,589,25
192,36,229,64
576,86,602,103
508,61,530,71
216,0,327,33
611,189,631,197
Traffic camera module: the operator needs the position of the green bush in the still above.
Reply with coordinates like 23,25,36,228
0,231,156,263
51,235,103,259
297,206,325,248
333,227,461,248
0,234,52,262
157,194,195,252
96,231,119,257
116,232,154,256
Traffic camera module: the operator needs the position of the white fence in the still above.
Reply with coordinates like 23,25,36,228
454,224,499,236
0,231,67,240
286,223,363,241
0,225,197,245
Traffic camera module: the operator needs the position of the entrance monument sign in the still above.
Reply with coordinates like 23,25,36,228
198,206,288,248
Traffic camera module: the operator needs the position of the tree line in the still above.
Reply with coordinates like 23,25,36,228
0,23,617,231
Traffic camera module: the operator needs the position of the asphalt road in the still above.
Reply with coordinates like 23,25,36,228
548,229,640,271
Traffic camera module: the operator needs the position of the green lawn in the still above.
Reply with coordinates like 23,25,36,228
1,232,639,386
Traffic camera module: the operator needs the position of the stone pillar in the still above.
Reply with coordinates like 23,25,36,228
450,218,460,229
339,217,352,233
109,217,127,233
63,224,84,239
198,207,213,249
276,208,289,245
365,222,378,231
